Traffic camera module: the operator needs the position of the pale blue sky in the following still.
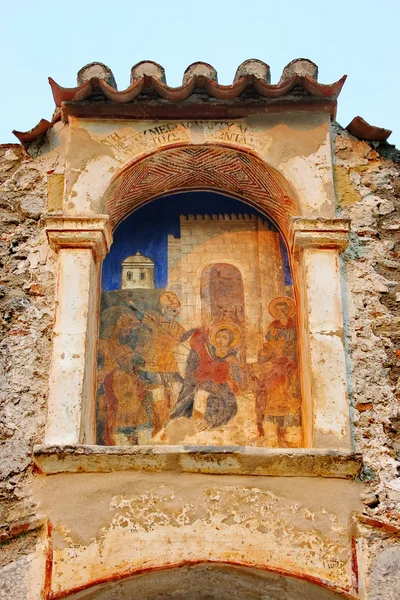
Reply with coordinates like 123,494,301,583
1,0,398,146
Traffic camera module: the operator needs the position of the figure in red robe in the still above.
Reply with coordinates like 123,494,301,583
170,322,243,428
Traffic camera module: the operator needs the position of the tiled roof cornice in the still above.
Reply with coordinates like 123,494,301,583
12,58,360,145
48,72,347,107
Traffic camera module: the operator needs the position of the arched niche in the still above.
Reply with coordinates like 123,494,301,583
43,142,352,457
58,563,355,600
96,191,300,448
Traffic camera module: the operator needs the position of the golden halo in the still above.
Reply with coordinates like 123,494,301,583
209,322,241,348
268,296,296,319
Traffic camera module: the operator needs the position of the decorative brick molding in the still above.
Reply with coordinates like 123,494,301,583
104,145,299,238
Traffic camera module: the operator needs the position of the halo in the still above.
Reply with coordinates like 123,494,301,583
209,322,241,348
268,296,296,319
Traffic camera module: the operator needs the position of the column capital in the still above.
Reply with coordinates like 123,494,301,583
291,217,350,252
45,215,112,261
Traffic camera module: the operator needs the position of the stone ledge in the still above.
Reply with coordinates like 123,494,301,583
291,217,351,252
33,445,362,478
0,516,47,544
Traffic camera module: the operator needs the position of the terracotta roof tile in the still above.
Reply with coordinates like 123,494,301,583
48,72,346,107
12,114,61,145
13,59,347,144
346,116,392,142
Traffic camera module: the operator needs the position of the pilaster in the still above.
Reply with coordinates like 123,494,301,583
44,216,112,444
292,217,351,449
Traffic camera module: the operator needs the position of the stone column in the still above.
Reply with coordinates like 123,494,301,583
292,218,351,450
45,216,112,445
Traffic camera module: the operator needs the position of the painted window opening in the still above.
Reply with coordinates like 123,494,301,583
97,191,302,447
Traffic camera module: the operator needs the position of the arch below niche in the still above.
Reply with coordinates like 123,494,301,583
103,144,300,241
61,562,355,600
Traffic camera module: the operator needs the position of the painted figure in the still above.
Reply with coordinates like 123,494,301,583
97,312,148,445
170,322,245,428
256,296,301,447
130,291,194,437
97,196,302,447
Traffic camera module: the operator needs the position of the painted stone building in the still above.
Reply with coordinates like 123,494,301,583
1,58,400,599
121,252,155,289
167,213,284,360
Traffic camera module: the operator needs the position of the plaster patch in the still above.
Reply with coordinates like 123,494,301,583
280,131,334,215
69,155,120,214
50,485,353,595
311,332,348,439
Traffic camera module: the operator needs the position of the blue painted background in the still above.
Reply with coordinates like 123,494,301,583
102,191,292,290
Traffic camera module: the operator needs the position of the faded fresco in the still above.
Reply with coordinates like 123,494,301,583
96,192,302,447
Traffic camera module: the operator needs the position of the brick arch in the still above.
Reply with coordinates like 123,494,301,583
103,145,300,241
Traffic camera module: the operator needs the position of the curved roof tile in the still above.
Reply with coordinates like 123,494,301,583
13,114,61,145
346,116,392,142
48,72,346,107
14,59,347,144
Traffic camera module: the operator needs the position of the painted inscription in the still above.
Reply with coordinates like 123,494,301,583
102,121,262,158
96,192,302,447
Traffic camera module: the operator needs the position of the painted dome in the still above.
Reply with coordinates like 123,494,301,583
121,252,154,265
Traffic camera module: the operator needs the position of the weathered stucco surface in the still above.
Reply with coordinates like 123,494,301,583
33,472,362,596
64,115,335,219
1,113,400,599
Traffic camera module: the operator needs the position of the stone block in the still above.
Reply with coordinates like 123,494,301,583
47,174,64,212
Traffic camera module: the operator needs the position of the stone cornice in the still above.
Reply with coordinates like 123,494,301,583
291,217,350,252
33,445,362,479
45,215,112,261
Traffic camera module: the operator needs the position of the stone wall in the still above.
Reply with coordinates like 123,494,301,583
334,128,400,598
0,136,63,541
334,128,400,515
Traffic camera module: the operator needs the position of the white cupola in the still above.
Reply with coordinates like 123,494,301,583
121,252,155,289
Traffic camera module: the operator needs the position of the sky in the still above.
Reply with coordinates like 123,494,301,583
1,0,398,147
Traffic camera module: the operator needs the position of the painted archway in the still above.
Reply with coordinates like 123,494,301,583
97,190,301,447
200,263,245,328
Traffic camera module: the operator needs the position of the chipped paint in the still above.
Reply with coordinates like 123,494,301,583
31,474,362,597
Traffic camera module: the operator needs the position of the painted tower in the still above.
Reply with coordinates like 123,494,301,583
121,252,155,289
167,213,286,361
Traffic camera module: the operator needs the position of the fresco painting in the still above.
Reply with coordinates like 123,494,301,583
96,192,302,447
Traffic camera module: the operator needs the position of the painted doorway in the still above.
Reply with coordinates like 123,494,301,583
201,263,245,327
